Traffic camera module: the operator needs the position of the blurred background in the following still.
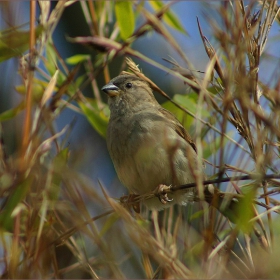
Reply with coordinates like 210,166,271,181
0,1,214,204
3,1,279,201
0,1,280,278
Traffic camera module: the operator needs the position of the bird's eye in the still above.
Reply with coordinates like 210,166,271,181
125,82,132,89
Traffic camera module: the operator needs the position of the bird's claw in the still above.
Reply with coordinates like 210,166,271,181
160,193,173,204
156,184,173,204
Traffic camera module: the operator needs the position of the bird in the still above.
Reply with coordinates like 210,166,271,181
101,73,239,218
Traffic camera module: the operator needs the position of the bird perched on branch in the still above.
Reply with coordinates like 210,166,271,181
102,72,239,220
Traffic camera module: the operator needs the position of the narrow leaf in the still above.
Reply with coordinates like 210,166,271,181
115,1,135,40
41,70,59,107
66,54,90,65
0,176,33,231
149,1,187,34
0,24,44,63
0,102,25,122
79,98,109,138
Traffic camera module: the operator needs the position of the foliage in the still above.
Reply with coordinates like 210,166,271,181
0,0,280,278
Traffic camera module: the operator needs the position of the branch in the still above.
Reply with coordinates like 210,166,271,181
171,174,280,192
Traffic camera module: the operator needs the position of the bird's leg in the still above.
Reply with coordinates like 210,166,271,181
155,184,173,204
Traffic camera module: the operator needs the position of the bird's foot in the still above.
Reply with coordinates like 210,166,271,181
155,184,173,204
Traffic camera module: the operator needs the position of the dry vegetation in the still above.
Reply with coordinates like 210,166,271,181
0,0,280,278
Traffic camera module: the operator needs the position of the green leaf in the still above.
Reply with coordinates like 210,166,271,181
162,94,206,129
162,100,185,119
175,94,207,115
0,176,33,231
79,98,109,138
189,209,205,221
45,41,58,76
239,183,257,194
229,189,255,230
149,1,187,34
66,54,91,65
15,80,47,102
75,74,86,88
49,148,69,201
115,1,135,40
0,102,25,122
162,100,191,127
0,24,44,63
99,213,119,236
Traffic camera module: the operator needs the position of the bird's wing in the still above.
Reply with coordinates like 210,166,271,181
158,107,197,153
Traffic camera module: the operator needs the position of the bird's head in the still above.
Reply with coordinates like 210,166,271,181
101,74,158,116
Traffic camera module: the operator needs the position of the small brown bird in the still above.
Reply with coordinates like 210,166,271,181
102,73,238,217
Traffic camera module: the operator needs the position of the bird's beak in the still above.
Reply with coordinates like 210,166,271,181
101,83,119,97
